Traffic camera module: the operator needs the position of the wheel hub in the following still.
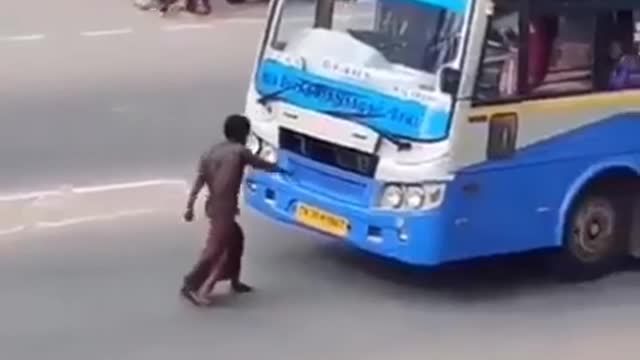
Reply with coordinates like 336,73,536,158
588,221,602,238
571,200,615,262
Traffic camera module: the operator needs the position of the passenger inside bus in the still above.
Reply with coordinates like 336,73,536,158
528,15,593,96
478,5,640,102
607,41,640,90
606,11,640,90
496,14,594,98
498,15,557,96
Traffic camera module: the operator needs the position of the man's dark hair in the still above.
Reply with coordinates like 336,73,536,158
224,114,251,143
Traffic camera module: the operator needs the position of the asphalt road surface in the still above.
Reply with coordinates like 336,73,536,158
2,1,640,359
1,0,269,190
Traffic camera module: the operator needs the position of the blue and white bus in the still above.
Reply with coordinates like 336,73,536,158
243,0,640,280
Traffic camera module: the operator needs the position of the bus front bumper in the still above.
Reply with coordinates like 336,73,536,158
243,171,449,266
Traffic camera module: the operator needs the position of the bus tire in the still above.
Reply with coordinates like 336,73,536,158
226,0,246,4
549,190,630,282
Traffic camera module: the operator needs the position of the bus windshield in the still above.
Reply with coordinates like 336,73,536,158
271,0,466,76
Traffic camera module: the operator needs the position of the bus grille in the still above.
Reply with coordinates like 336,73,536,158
279,128,378,178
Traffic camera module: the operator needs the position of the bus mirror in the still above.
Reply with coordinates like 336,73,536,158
439,67,461,95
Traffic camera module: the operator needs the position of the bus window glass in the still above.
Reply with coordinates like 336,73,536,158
473,3,520,102
634,10,640,51
271,0,316,51
606,9,640,90
270,0,465,76
474,5,597,103
531,14,595,96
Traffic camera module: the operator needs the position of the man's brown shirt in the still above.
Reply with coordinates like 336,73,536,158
187,141,276,219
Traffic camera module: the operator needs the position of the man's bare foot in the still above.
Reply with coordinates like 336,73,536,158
200,293,217,307
180,286,205,307
231,281,253,293
196,279,217,305
200,280,216,298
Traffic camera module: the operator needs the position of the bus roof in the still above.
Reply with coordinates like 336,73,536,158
416,0,635,14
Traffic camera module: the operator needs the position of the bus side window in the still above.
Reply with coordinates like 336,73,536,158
473,6,520,103
473,4,600,103
605,9,640,91
530,14,595,97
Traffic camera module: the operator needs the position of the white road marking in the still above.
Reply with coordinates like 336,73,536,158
220,14,368,25
220,16,330,25
36,209,157,228
162,23,215,31
0,34,45,42
80,28,133,37
0,226,26,237
220,17,265,24
72,179,187,193
0,179,188,236
0,179,187,200
0,190,60,202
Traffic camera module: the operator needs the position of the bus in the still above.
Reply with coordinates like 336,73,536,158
242,0,640,280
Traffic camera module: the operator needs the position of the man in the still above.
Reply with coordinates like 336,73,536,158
181,114,279,306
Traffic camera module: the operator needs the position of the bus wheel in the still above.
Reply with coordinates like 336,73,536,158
550,192,629,282
226,0,246,4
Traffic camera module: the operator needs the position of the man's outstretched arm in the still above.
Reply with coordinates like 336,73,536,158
242,149,280,172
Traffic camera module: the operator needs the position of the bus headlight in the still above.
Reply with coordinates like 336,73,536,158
379,183,446,210
380,185,404,209
259,143,278,163
405,186,426,209
246,132,261,154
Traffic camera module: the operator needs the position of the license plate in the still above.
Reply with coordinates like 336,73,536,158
295,203,349,238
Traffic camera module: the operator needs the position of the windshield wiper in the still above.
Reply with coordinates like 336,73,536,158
257,85,413,151
322,109,412,151
257,83,299,106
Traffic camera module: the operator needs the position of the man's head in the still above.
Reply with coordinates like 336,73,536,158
224,114,251,144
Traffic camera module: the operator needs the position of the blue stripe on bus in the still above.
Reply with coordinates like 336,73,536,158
451,112,640,258
255,59,452,141
380,0,468,13
412,0,467,13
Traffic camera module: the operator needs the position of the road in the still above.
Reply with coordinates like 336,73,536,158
2,1,640,359
1,0,268,190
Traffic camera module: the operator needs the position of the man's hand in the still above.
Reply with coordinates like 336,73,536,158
184,208,195,222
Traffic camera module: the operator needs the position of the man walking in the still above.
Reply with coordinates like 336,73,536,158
181,114,279,306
